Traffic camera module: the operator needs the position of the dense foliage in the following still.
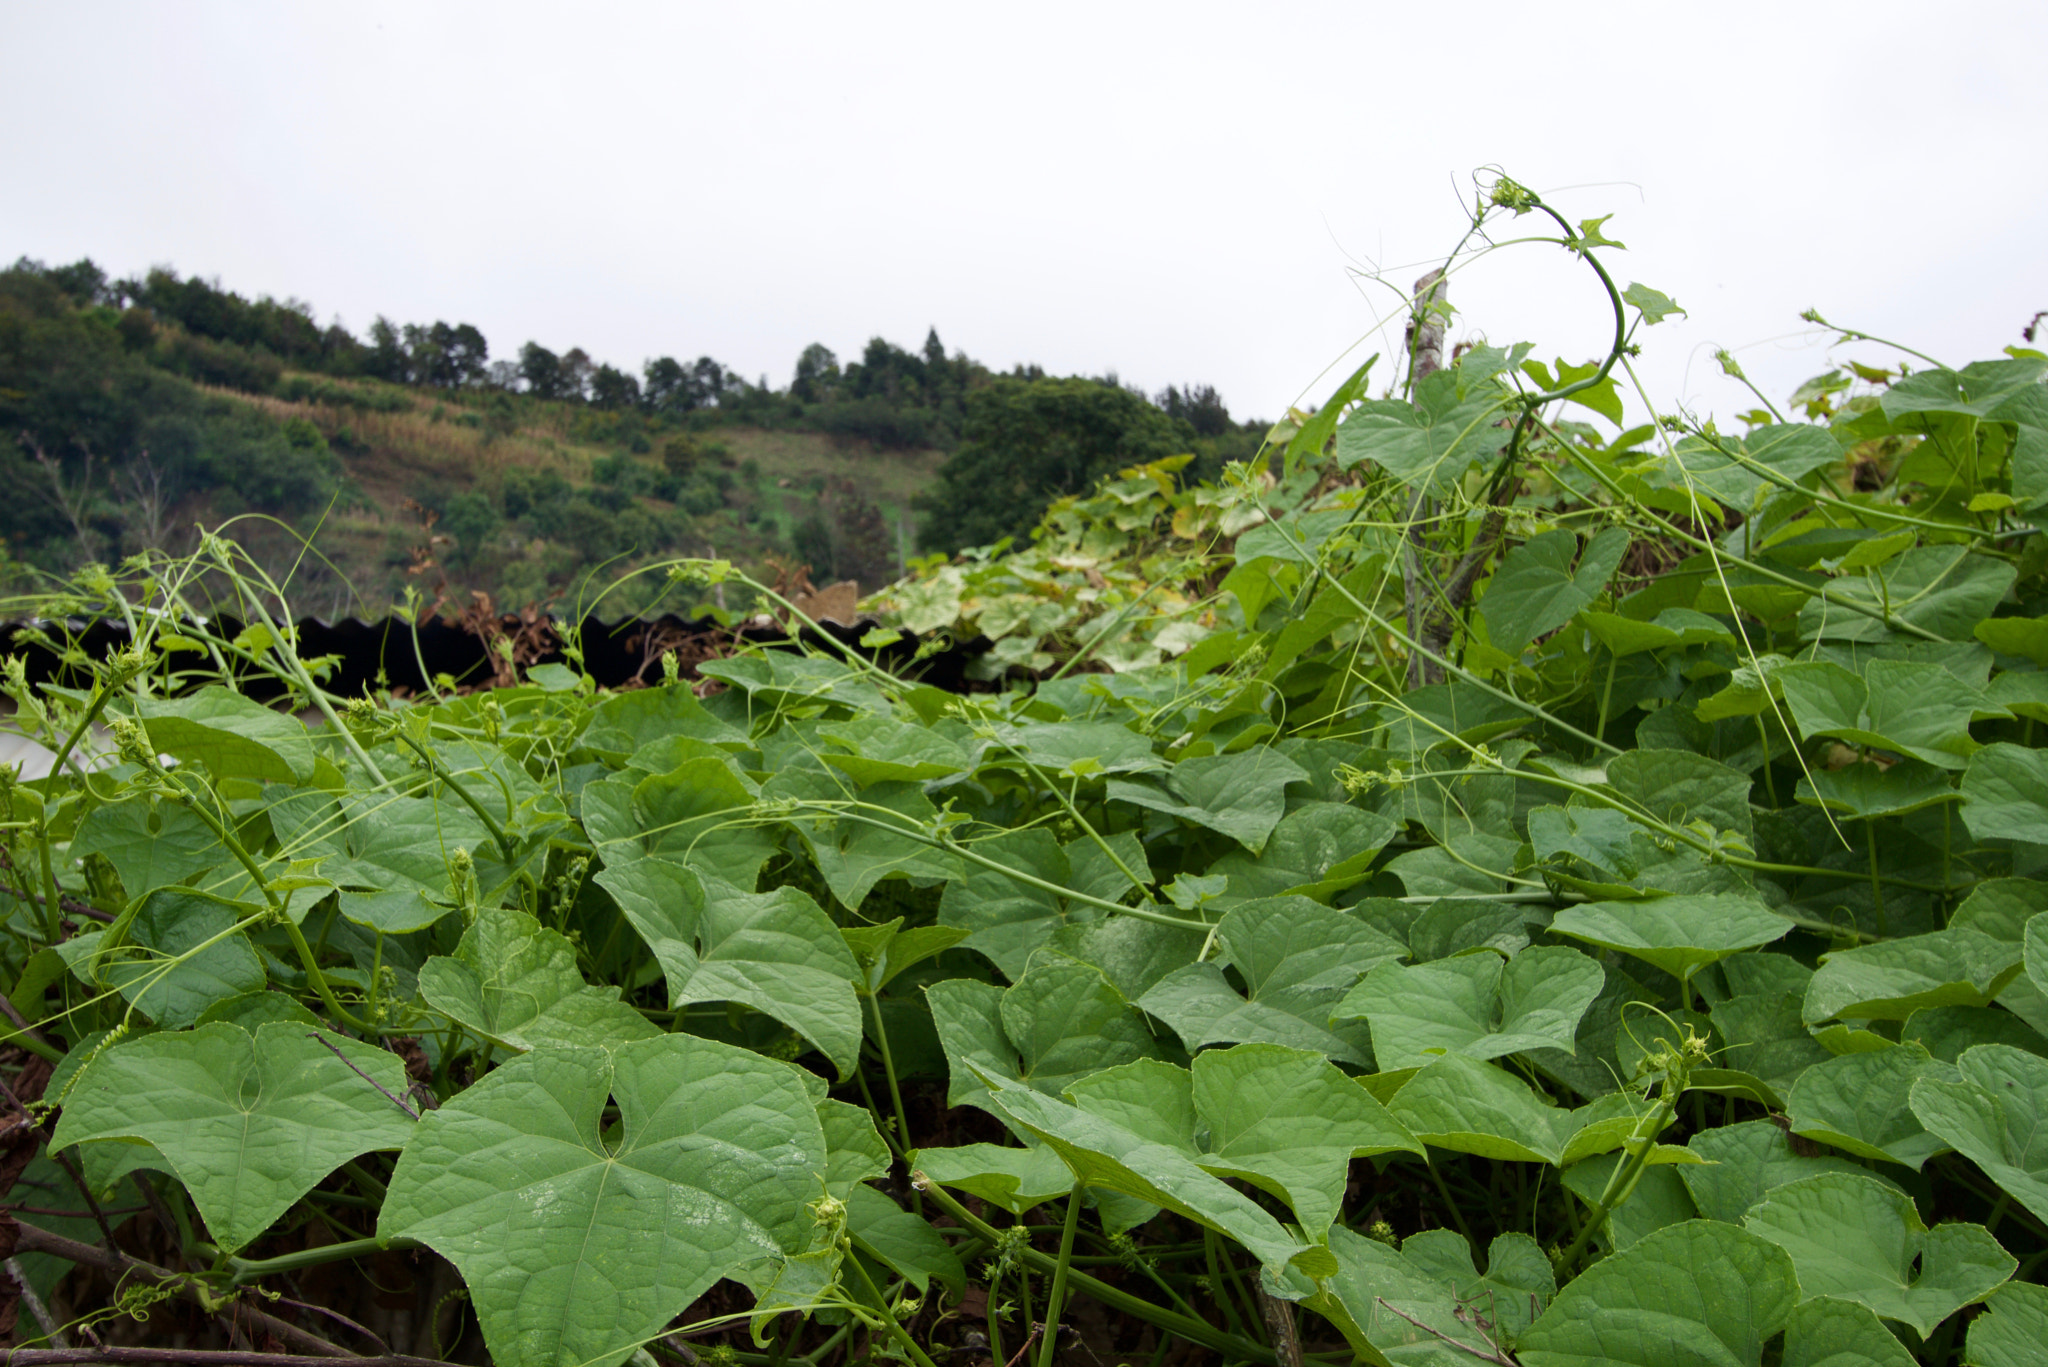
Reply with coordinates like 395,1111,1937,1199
4,182,2048,1366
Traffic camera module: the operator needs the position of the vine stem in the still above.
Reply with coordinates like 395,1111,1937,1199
842,1241,942,1367
1036,1184,1084,1367
915,1174,1281,1366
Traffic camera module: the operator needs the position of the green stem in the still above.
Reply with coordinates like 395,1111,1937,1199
916,1175,1278,1366
862,993,918,1213
1557,1091,1677,1275
1203,1229,1250,1340
842,1241,941,1367
393,732,518,866
230,1235,417,1284
1424,1150,1479,1254
1037,1185,1084,1367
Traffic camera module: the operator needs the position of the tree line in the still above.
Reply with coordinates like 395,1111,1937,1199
3,253,1266,596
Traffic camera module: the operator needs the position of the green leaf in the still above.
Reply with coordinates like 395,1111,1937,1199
1622,282,1684,324
847,1185,965,1296
1561,1154,1696,1250
1551,895,1790,986
133,686,315,784
418,906,660,1053
1781,1297,1918,1367
1105,748,1309,854
1335,369,1516,496
1302,1227,1553,1366
1910,1043,2048,1227
929,960,1166,1115
841,917,970,995
1744,1172,2013,1336
1678,425,1839,515
1787,1043,1956,1169
1803,928,2022,1025
1385,1054,1589,1165
1519,1221,1797,1367
1604,749,1756,847
819,715,970,785
1681,1120,1903,1225
936,827,1136,978
595,862,861,1076
1961,743,2048,844
586,757,779,891
1966,1280,2048,1367
1778,660,1985,769
379,1037,828,1367
50,1022,414,1251
1137,897,1399,1066
268,789,491,934
1209,801,1396,903
769,774,959,911
817,1098,890,1199
1057,1046,1418,1238
58,888,265,1030
1976,616,2048,667
1577,215,1626,250
1483,529,1633,655
913,1142,1076,1215
1801,547,2016,644
976,1069,1329,1280
1795,758,1959,820
1337,945,1604,1070
70,799,225,902
579,680,748,757
984,720,1165,776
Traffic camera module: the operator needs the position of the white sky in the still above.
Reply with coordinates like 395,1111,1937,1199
6,1,2043,429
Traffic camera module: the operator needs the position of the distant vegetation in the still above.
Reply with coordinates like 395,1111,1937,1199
0,257,1263,613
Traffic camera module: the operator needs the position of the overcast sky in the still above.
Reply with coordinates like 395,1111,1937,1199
7,2,2043,429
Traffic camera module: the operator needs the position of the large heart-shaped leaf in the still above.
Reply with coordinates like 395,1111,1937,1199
1744,1172,2012,1336
1104,748,1309,854
1137,897,1399,1066
1681,1120,1903,1224
1337,945,1604,1070
70,798,226,902
1910,1043,2048,1226
1803,928,2022,1025
57,888,266,1029
133,686,315,784
1551,895,1790,986
929,959,1165,1116
1962,743,2048,844
1057,1046,1418,1237
417,906,659,1053
1302,1226,1553,1365
1484,529,1632,655
1786,1044,1955,1169
1516,1220,1798,1367
1967,1280,2048,1367
1386,1054,1639,1167
975,1070,1330,1280
595,861,860,1076
378,1037,827,1367
50,1022,414,1251
268,789,492,934
1781,1297,1917,1367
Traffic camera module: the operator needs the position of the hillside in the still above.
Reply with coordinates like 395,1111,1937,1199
0,257,1263,618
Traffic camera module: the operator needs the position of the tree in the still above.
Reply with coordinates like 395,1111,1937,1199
558,347,594,402
915,377,1185,552
1157,383,1232,437
589,363,641,410
642,356,689,413
519,342,564,398
791,343,840,403
366,317,409,382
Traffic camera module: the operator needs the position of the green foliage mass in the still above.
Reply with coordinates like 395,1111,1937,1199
5,180,2048,1364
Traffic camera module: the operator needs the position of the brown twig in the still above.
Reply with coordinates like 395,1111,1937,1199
10,1218,360,1359
305,1034,418,1121
1372,1296,1514,1365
